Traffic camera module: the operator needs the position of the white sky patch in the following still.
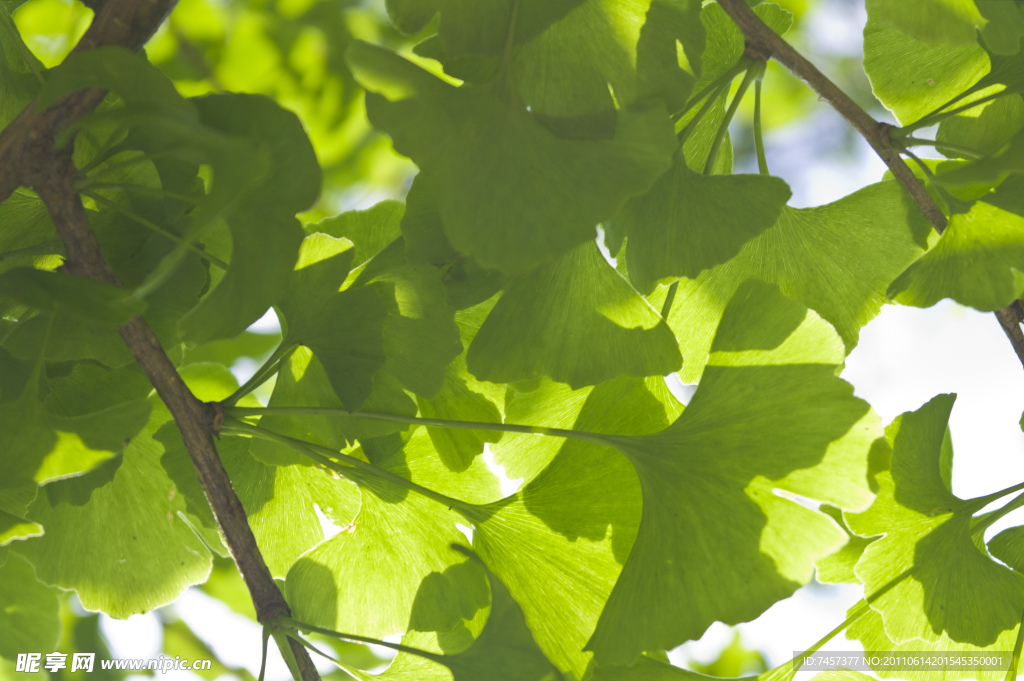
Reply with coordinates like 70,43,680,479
664,373,696,406
314,503,345,540
482,443,523,496
248,307,282,334
455,522,474,543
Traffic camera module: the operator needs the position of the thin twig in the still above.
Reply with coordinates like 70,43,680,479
715,0,1024,370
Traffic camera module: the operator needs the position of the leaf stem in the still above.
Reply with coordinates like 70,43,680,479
281,618,440,661
901,137,983,160
82,190,228,270
77,179,201,205
226,405,613,447
753,72,769,176
222,417,481,514
899,87,1022,136
660,281,679,320
673,57,752,122
223,342,296,407
1007,610,1024,681
704,65,759,175
971,488,1024,537
677,79,730,145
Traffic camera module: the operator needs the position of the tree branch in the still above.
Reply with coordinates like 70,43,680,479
0,2,320,679
716,0,1024,370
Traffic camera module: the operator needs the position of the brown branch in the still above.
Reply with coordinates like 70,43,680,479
0,3,320,679
716,0,1024,370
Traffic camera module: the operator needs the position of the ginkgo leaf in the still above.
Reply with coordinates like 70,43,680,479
866,0,987,45
334,553,561,681
467,241,682,388
358,424,505,507
584,279,877,665
591,650,799,680
0,268,146,325
611,155,792,293
847,394,1024,646
350,240,462,399
178,93,319,342
0,365,152,491
846,602,1019,681
814,504,878,585
863,13,990,125
165,432,360,577
888,198,1024,311
990,526,1024,573
156,364,360,576
937,127,1024,186
399,172,508,310
661,181,931,383
977,0,1024,55
470,378,662,676
249,348,416,467
286,476,490,646
509,0,704,136
0,509,41,545
490,376,680,490
385,0,583,58
417,359,504,473
937,95,1024,159
0,553,59,660
0,5,42,130
276,234,388,411
14,415,213,617
696,2,792,94
347,41,675,274
308,200,405,268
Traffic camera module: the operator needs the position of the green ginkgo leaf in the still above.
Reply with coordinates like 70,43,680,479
178,93,319,342
249,348,416,467
814,504,878,585
490,375,681,490
467,241,681,388
990,526,1024,573
308,200,405,269
977,0,1024,55
866,0,987,45
936,95,1024,159
937,127,1024,186
0,509,41,546
0,553,59,660
661,181,931,383
471,378,663,677
847,394,1024,646
276,234,388,411
846,602,1019,681
612,155,792,293
0,5,42,129
695,2,793,94
333,552,561,681
863,12,990,125
888,198,1024,311
286,477,490,646
0,364,152,491
417,359,504,473
350,240,462,399
156,364,360,576
585,279,878,664
0,268,146,325
14,415,213,618
347,40,675,274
